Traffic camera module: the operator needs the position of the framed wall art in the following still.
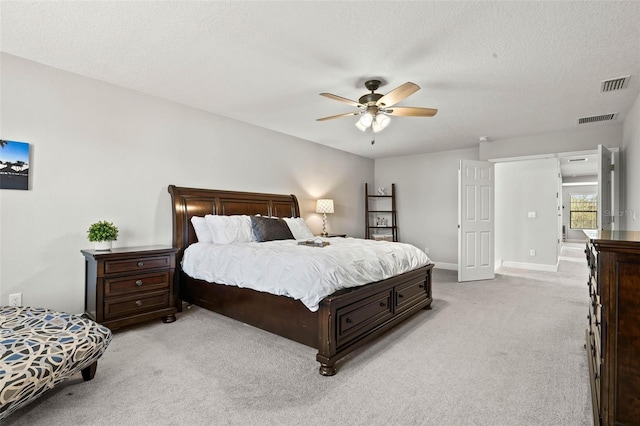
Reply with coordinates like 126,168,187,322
0,140,30,190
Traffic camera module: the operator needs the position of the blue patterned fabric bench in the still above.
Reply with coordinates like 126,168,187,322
0,306,112,420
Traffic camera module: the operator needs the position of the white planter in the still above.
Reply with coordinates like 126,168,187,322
94,240,112,251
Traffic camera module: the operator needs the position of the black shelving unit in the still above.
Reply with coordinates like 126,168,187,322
365,183,398,242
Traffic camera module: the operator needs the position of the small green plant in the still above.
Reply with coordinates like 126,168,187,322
87,220,119,242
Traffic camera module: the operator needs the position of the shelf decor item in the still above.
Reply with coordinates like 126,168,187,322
316,199,334,236
87,220,119,251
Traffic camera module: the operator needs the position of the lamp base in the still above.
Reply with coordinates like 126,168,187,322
321,213,328,237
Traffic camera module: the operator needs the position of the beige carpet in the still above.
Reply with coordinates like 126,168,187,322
6,247,592,425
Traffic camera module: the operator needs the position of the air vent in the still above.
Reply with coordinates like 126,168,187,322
601,76,630,92
578,113,617,124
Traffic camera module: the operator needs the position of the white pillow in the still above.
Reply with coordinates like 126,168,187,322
283,217,314,240
204,215,254,244
191,216,214,243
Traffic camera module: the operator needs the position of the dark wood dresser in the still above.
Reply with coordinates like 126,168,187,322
82,246,178,330
585,230,640,426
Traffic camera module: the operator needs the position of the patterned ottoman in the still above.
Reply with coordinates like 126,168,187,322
0,306,112,420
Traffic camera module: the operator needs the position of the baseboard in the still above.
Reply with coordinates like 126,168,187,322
495,259,503,270
431,261,458,271
500,260,559,272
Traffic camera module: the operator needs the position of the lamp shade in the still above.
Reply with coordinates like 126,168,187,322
316,199,334,214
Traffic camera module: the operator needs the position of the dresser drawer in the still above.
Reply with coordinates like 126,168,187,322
104,255,172,274
395,279,428,312
336,289,393,347
105,272,170,297
104,291,170,320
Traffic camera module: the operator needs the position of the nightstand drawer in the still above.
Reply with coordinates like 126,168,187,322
104,255,172,274
104,291,170,320
105,272,170,297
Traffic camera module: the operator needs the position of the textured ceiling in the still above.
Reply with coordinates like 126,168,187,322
2,1,639,159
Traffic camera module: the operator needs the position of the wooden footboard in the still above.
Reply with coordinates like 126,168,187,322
180,263,433,376
316,264,433,375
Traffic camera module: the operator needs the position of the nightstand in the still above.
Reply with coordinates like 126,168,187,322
81,246,178,330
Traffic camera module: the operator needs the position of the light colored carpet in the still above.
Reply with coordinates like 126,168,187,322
5,248,592,425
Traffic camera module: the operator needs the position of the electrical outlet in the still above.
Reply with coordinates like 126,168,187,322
424,248,430,254
9,293,22,306
529,249,536,257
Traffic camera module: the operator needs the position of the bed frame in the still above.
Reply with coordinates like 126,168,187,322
168,185,433,375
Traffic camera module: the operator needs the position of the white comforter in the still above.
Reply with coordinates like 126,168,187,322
181,237,431,312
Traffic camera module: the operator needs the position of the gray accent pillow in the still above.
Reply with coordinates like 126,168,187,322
251,216,294,242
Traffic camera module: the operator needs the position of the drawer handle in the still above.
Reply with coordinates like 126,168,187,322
379,301,386,307
418,284,424,288
345,317,353,324
135,280,143,286
398,293,404,298
137,261,144,267
595,319,600,327
135,300,142,307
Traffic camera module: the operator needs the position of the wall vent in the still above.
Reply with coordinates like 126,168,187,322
601,76,630,92
578,113,617,124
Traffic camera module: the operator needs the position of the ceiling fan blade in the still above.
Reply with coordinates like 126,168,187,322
319,93,363,108
376,82,420,107
316,111,361,122
385,106,438,117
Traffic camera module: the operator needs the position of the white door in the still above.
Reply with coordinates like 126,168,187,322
597,145,616,230
458,160,495,282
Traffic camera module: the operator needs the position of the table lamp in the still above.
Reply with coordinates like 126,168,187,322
316,199,334,236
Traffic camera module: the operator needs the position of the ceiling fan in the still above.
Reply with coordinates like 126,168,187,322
316,79,438,133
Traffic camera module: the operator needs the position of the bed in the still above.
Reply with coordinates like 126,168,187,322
168,185,433,375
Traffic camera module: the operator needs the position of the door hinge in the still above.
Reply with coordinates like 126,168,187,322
610,164,615,172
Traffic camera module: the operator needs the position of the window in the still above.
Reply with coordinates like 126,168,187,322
570,194,597,229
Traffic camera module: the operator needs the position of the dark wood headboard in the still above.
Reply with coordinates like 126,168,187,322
167,185,300,262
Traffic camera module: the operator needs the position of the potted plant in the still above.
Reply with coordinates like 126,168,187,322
87,220,119,250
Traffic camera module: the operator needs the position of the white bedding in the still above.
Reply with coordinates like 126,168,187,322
181,237,431,312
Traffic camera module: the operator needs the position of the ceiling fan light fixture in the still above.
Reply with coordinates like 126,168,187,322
356,111,374,132
372,114,391,133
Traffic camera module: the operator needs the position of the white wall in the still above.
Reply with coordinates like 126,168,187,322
0,54,374,313
495,158,560,269
479,125,621,161
374,147,479,267
561,176,598,242
622,92,640,230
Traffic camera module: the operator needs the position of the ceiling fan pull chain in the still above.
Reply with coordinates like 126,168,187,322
371,126,375,145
